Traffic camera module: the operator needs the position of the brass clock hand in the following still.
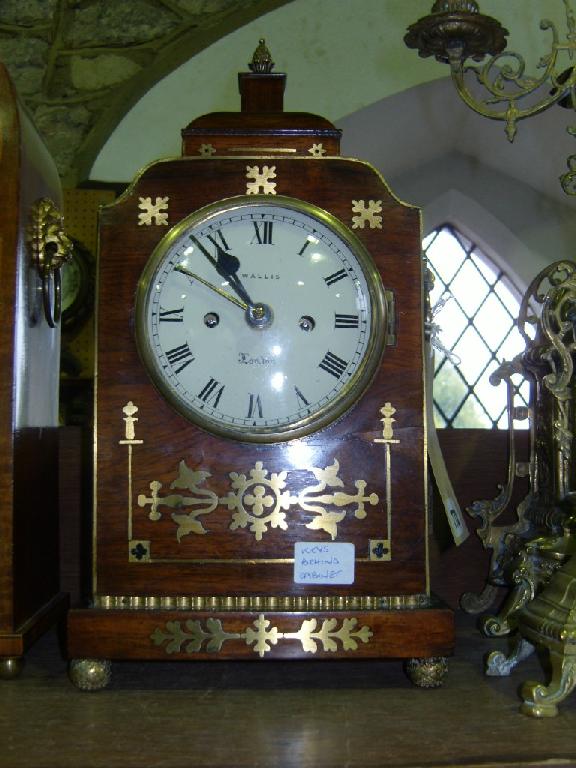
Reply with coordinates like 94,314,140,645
212,243,255,309
174,264,248,311
189,234,255,308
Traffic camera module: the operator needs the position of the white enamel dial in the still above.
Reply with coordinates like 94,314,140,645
135,195,387,442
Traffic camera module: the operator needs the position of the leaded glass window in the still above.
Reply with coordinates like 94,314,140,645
424,224,530,429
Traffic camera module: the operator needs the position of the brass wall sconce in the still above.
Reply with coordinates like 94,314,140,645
405,0,576,195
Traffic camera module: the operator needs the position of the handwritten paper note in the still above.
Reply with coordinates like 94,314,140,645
294,542,355,585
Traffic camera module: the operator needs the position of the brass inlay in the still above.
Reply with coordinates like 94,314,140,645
372,402,400,560
138,196,169,225
229,147,296,154
246,165,277,195
198,143,216,157
151,614,373,657
369,540,391,562
138,461,218,539
308,143,327,157
95,593,431,612
128,540,150,562
119,401,144,541
351,199,383,230
138,458,378,543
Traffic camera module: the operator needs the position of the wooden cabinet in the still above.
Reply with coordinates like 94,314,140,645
0,62,68,677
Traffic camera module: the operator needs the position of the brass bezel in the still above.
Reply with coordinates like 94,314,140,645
135,194,387,443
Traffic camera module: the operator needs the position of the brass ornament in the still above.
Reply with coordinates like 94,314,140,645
246,165,277,194
198,143,216,157
151,614,373,658
463,260,576,716
372,402,401,561
308,143,327,157
68,658,112,691
128,540,150,562
462,262,576,617
351,200,383,230
249,39,274,74
119,401,144,543
120,403,387,556
94,593,431,611
27,197,73,327
137,196,169,225
138,457,379,543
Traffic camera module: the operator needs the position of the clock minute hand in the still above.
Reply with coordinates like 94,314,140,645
174,264,248,311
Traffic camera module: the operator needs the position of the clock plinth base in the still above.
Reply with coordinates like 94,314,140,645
67,603,453,688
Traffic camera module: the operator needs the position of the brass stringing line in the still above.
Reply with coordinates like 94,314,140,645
227,147,297,153
385,442,392,548
128,445,133,539
135,556,381,565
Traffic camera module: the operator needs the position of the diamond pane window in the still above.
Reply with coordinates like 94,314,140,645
425,224,529,429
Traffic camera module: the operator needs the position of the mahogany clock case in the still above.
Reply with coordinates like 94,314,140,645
67,151,454,663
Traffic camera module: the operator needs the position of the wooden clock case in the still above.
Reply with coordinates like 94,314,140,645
0,63,67,678
67,61,453,688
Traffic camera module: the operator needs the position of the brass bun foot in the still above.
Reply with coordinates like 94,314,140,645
0,656,24,680
405,656,448,688
69,658,112,691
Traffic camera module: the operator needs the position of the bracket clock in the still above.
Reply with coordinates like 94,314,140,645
0,63,71,678
67,43,454,689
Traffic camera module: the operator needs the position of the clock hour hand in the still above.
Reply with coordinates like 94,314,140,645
174,264,248,311
190,235,255,308
212,243,257,309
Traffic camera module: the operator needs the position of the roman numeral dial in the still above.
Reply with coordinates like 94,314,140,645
135,196,387,442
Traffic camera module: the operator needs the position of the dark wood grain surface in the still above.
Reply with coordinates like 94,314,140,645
0,62,66,657
0,61,21,633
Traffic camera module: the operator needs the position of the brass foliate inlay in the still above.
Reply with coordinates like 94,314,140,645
151,614,373,657
138,457,378,542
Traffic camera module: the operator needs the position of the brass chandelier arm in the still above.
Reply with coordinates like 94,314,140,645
405,0,576,195
451,34,576,141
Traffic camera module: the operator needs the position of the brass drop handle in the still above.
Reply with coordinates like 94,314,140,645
27,198,73,328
